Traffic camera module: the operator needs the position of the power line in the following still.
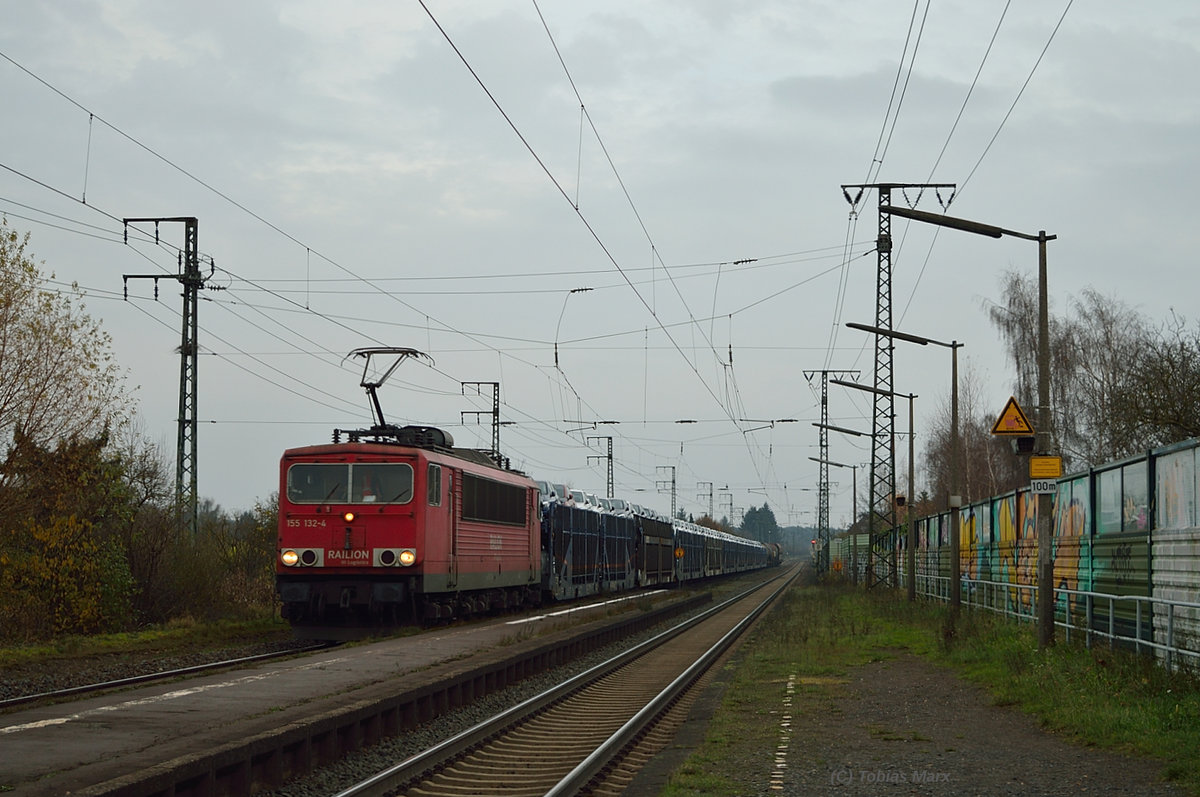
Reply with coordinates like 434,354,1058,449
417,2,744,427
1,26,849,515
958,0,1075,195
922,1,1012,184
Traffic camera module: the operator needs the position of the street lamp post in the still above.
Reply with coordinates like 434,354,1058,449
905,395,915,601
847,322,964,611
832,379,916,599
881,204,1056,646
810,456,858,585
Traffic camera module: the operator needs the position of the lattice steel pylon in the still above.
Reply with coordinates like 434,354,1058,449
657,466,677,519
122,217,205,536
840,183,953,587
697,481,714,520
805,369,857,576
587,436,614,497
461,381,502,465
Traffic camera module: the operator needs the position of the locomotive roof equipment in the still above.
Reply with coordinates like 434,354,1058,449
333,347,443,446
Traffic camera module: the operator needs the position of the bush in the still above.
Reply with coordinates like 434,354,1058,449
0,515,136,638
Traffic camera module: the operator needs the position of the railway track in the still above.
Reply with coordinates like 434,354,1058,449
0,642,333,710
333,570,795,797
0,591,666,714
3,585,730,796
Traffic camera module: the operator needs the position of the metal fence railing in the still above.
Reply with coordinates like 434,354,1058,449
904,570,1200,671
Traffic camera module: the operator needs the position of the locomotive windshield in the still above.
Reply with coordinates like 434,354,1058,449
287,462,415,504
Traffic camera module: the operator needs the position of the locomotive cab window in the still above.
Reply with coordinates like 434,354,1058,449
287,463,414,504
428,464,442,506
287,463,349,504
353,463,414,504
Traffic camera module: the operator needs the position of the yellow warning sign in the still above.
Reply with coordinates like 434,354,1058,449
991,396,1034,436
1030,455,1062,479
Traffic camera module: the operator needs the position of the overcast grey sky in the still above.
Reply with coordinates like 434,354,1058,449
2,2,1196,524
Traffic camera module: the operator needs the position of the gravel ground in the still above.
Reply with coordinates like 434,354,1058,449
782,653,1187,796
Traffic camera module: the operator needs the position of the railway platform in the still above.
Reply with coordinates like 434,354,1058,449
0,589,693,796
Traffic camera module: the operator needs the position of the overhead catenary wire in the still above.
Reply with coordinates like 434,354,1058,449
957,0,1075,195
892,0,1013,326
6,3,920,516
1,36,810,514
531,0,731,373
420,1,811,505
3,162,644,488
828,2,1074,444
3,151,669,489
0,2,1088,516
895,1,1074,334
820,1,930,390
862,0,930,187
417,2,738,420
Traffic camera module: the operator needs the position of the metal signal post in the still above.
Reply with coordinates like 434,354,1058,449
834,379,916,596
848,322,963,609
697,481,714,520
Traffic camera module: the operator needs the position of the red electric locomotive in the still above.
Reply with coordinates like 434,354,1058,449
276,347,780,637
276,349,541,635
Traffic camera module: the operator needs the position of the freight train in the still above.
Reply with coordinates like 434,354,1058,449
275,348,778,637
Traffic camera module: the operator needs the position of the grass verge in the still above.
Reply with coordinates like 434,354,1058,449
0,613,291,668
661,582,1200,796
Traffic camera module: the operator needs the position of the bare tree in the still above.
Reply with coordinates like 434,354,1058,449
1058,289,1146,464
1119,312,1200,446
985,269,1080,463
985,271,1154,473
984,269,1200,475
0,219,130,457
922,362,1024,509
986,271,1043,412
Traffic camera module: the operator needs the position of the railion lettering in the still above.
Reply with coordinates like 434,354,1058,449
326,549,371,563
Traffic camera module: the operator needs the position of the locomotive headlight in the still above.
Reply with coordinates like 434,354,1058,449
281,549,300,567
398,548,417,566
343,511,356,523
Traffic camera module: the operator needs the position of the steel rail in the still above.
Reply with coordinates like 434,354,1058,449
548,570,796,795
333,569,794,797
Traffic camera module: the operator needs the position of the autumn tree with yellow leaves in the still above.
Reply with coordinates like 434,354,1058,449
0,221,284,640
0,219,138,636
